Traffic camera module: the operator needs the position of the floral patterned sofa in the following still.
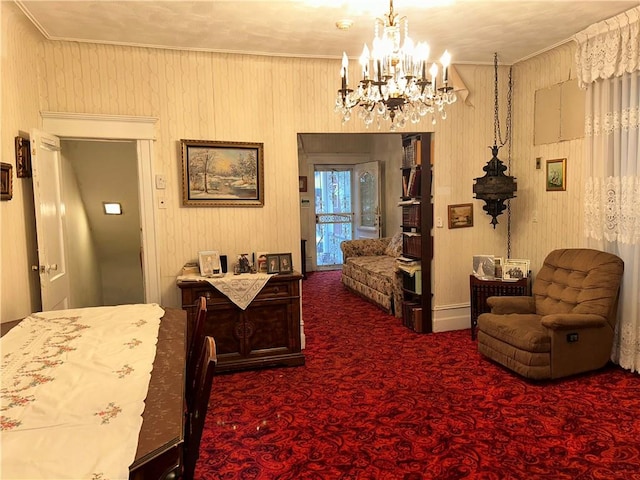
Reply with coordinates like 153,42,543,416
340,233,403,317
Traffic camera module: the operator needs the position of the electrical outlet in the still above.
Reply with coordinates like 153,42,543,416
436,217,443,228
536,157,542,169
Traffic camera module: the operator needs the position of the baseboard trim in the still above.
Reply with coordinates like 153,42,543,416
433,303,470,333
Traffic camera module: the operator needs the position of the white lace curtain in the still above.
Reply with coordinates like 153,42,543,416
574,6,640,373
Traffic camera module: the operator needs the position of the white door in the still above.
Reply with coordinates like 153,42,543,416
354,161,381,239
31,129,70,311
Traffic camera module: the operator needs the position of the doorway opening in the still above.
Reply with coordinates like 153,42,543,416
62,139,144,306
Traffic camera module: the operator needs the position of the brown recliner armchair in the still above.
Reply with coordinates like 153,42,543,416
477,248,624,380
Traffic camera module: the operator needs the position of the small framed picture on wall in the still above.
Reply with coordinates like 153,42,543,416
448,203,473,229
546,158,566,191
299,176,308,192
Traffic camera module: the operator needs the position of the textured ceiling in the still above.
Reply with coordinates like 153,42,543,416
16,0,639,65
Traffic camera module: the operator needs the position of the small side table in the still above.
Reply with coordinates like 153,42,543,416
470,275,531,340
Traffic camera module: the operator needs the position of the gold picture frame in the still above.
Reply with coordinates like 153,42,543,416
181,139,264,207
546,158,566,191
448,203,473,229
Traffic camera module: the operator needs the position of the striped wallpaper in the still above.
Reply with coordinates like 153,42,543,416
2,1,586,321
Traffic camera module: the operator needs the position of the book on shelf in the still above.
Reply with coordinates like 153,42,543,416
402,301,423,332
401,204,421,227
413,137,422,165
407,169,415,196
402,234,421,258
403,136,422,167
407,168,421,197
397,256,419,264
403,142,415,168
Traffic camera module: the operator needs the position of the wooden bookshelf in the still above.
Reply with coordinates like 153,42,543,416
399,133,433,333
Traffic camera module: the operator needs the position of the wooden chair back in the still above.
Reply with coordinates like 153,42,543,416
183,335,217,480
186,296,207,407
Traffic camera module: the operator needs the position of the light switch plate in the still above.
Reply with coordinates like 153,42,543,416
155,174,166,189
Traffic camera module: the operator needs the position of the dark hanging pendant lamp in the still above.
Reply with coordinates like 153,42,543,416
473,53,517,228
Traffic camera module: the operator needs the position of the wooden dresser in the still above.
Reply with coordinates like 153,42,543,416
178,273,305,373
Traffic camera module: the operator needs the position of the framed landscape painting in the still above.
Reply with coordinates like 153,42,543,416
448,203,473,229
181,139,264,207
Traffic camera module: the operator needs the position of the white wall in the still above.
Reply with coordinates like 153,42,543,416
60,152,103,307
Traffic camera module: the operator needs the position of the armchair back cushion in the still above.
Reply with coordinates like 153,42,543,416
533,249,623,327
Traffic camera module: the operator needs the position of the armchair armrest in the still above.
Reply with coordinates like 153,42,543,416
541,313,607,330
487,296,535,314
340,237,390,260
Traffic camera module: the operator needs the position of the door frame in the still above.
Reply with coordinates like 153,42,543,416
41,112,160,304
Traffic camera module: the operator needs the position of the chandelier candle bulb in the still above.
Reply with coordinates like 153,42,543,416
441,50,451,83
430,63,438,90
360,45,370,80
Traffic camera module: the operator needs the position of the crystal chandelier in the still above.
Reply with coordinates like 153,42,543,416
335,0,457,130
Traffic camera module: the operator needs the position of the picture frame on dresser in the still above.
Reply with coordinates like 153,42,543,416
255,252,268,273
503,259,530,280
473,255,495,279
198,251,222,277
266,254,280,274
181,139,264,207
279,253,293,274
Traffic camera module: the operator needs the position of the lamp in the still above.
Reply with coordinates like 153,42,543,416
335,0,456,130
473,53,516,228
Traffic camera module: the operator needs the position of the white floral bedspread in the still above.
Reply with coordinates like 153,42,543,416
1,303,164,480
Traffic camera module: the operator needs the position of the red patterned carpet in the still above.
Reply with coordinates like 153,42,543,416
196,271,640,479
